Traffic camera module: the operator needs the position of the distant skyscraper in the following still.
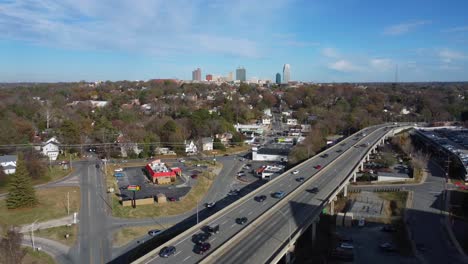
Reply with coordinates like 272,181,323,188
236,67,246,82
275,73,281,84
192,68,201,81
227,72,233,82
283,64,290,83
206,74,213,81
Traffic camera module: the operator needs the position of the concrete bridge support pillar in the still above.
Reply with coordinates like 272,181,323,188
330,199,335,215
311,221,317,247
353,172,357,182
366,154,370,162
343,184,348,197
285,252,291,264
360,162,364,171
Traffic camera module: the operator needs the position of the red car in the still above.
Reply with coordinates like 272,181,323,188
314,165,322,170
191,174,198,179
455,182,467,190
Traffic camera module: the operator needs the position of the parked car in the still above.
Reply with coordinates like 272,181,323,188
292,170,299,175
191,174,198,179
148,229,163,236
254,195,267,202
236,217,248,225
192,232,211,244
340,243,354,249
272,191,285,198
204,225,220,234
205,202,216,208
114,168,123,172
228,189,240,196
194,242,211,255
380,242,397,252
114,172,124,177
178,159,185,163
381,225,396,232
159,246,176,258
168,197,177,202
296,177,305,182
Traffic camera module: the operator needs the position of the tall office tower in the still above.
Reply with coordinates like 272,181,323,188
192,68,201,81
227,72,233,82
283,64,290,83
236,67,246,82
275,73,281,84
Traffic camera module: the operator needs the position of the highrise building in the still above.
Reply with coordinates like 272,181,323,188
192,68,202,81
236,67,246,82
283,64,290,83
275,73,281,84
227,72,233,82
206,74,213,81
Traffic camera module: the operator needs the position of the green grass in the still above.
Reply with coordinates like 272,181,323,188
0,187,80,226
35,224,78,247
0,166,72,194
22,246,56,264
112,224,171,248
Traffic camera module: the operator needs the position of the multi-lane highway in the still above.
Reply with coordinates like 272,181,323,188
135,124,399,264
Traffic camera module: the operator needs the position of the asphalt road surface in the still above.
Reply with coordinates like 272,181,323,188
139,124,395,264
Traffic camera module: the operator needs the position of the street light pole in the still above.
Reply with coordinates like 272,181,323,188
31,219,39,250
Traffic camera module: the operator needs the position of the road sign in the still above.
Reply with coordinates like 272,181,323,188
127,185,141,191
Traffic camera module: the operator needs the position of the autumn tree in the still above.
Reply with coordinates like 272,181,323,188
6,154,37,209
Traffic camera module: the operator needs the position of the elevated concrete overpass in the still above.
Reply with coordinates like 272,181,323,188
133,123,414,264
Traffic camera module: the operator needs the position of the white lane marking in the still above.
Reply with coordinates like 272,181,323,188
211,237,217,242
239,208,245,213
174,251,182,256
288,184,292,188
221,220,228,225
230,223,236,228
183,256,191,262
248,211,253,216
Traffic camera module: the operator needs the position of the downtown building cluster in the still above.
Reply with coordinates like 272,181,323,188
191,64,292,85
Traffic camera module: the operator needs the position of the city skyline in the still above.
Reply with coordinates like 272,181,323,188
1,0,468,82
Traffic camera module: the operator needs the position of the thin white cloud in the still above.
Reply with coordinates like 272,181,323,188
443,26,468,33
322,47,340,58
369,58,393,71
0,0,291,58
328,60,361,72
438,49,466,63
284,40,320,47
383,20,431,36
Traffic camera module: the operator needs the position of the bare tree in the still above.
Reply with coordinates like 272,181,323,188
0,227,26,264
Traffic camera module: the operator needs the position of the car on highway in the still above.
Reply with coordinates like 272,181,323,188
254,195,267,202
292,170,299,175
272,191,285,198
205,202,216,208
236,217,248,225
340,142,346,146
192,232,211,244
204,225,220,234
296,177,305,182
314,165,322,170
148,229,163,236
159,246,176,258
320,153,329,158
336,149,342,153
307,187,319,194
194,242,211,255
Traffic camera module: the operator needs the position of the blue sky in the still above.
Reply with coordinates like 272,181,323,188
1,0,468,82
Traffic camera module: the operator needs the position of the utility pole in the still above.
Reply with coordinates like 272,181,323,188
67,192,70,215
31,220,38,250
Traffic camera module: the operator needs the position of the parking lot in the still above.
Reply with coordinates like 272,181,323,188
335,224,417,264
115,160,208,201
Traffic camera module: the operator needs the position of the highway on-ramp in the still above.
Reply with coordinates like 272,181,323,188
135,124,397,264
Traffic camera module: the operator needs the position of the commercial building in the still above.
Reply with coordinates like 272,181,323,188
252,146,290,162
227,72,234,82
145,159,182,184
283,64,291,83
276,73,281,85
192,68,202,81
236,67,246,82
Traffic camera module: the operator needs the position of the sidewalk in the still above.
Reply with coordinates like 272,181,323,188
19,214,77,233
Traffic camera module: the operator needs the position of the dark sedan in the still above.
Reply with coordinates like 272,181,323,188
236,217,248,225
192,232,211,244
254,195,267,202
194,242,211,255
159,246,176,258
